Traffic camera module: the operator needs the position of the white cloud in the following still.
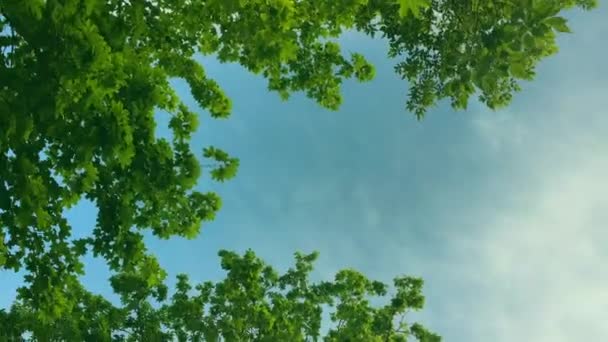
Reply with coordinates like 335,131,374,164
471,110,527,152
435,79,608,341
462,160,607,341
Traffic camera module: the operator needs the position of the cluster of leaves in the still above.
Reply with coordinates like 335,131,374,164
1,250,440,341
380,0,597,116
0,0,597,324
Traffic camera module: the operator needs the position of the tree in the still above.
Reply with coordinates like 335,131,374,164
2,250,441,341
0,0,597,321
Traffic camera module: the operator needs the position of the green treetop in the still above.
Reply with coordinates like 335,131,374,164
2,250,441,341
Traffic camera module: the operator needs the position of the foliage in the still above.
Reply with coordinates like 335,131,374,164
384,0,597,116
1,250,440,341
0,0,597,323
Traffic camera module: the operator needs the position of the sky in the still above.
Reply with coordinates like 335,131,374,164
2,4,608,341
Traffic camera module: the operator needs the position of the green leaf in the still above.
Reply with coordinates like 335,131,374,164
523,33,536,49
0,240,6,268
545,16,571,33
398,0,431,18
510,58,528,79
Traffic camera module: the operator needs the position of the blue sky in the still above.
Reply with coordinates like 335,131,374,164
2,4,608,341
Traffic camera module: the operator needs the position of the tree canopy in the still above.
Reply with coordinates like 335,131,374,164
0,0,597,333
2,249,441,341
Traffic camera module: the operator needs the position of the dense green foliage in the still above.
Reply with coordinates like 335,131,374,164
1,250,441,341
0,0,597,335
